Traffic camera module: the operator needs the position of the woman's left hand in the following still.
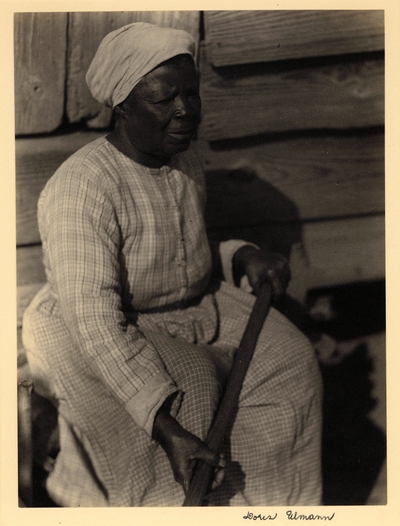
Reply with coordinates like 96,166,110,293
233,245,291,299
153,405,225,496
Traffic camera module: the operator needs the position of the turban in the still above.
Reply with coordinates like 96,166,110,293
86,22,196,108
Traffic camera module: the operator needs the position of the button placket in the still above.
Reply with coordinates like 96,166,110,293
163,168,188,282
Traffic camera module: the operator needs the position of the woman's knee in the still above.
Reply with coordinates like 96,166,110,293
178,350,223,402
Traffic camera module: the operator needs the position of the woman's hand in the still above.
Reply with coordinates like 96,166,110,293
233,245,291,299
153,404,225,495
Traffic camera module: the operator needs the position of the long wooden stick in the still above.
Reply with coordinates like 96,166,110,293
183,281,273,506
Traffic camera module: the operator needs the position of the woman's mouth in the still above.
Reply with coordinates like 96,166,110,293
167,130,193,141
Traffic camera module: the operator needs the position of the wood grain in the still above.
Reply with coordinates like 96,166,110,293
16,132,104,246
17,284,43,329
199,46,384,140
201,132,384,223
17,245,45,286
67,11,201,127
204,10,384,66
288,215,384,300
14,13,68,135
288,215,385,303
304,215,384,282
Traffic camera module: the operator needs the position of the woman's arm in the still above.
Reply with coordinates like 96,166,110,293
40,164,178,436
210,236,290,299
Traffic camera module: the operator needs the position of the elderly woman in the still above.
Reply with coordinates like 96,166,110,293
23,23,322,507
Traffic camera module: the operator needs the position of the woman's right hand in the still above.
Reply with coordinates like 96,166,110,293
152,403,225,495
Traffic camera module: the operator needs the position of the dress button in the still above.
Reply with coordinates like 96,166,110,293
171,205,178,211
177,235,184,242
178,260,187,268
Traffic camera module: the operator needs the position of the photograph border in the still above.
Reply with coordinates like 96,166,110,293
2,1,399,525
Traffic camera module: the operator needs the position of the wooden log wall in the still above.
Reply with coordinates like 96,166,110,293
198,10,384,301
16,11,385,370
14,13,68,134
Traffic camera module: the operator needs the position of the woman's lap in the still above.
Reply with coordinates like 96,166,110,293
22,281,322,505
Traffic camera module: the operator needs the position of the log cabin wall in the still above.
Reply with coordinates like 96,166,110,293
198,10,384,302
16,11,384,373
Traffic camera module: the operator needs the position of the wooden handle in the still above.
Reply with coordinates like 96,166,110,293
183,281,273,506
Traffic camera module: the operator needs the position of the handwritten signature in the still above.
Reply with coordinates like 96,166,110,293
243,511,277,520
243,510,335,521
286,511,335,521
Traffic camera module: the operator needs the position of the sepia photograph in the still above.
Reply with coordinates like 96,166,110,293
10,7,390,517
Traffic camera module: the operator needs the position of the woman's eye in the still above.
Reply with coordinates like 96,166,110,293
157,94,176,104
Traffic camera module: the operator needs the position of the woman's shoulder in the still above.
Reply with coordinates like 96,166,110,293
39,137,120,210
45,137,126,192
57,136,114,175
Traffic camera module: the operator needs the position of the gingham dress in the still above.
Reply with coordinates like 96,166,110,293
22,138,322,506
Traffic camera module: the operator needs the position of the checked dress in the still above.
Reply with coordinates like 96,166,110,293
23,137,322,506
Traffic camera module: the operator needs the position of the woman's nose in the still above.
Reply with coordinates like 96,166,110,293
174,95,190,116
174,95,200,118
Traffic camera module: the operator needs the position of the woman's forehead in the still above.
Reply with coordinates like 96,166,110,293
138,60,198,95
148,56,197,81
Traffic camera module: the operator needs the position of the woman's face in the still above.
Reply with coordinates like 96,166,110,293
118,55,201,164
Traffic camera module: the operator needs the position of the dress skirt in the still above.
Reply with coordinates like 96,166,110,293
22,279,322,506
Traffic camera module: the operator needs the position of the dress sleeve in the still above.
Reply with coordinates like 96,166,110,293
40,162,179,436
219,240,259,290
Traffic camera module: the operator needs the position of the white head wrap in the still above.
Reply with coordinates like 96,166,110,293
86,22,196,108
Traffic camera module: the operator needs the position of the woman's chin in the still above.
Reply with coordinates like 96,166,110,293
164,138,192,157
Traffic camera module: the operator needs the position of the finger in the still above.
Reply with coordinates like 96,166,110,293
269,275,284,298
182,476,190,496
190,445,225,469
211,452,226,468
178,464,194,496
171,461,193,495
265,267,287,295
250,276,264,296
211,466,226,491
274,283,285,299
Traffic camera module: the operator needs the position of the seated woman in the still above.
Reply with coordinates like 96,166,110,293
22,22,322,507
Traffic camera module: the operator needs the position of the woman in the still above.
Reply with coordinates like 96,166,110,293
23,22,322,506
